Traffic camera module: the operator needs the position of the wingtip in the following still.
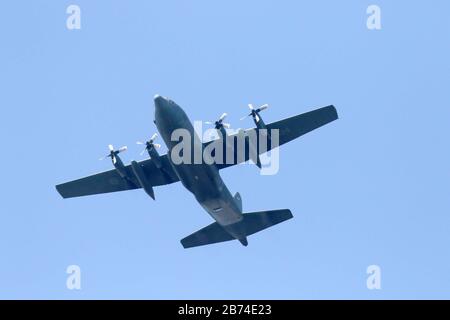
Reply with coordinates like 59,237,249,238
55,184,69,199
286,209,294,219
180,239,190,249
329,105,339,120
55,184,64,198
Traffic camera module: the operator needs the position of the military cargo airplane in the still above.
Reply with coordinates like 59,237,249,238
56,95,338,248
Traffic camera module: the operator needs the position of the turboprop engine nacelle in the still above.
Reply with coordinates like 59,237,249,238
137,133,163,169
100,145,128,178
205,113,231,140
148,147,163,169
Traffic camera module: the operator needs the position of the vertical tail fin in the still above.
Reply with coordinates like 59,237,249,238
234,192,242,212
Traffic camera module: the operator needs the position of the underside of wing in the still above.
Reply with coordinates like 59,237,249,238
56,154,179,198
211,105,338,169
56,168,139,198
267,105,338,146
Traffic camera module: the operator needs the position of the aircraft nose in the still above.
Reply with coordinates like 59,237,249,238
154,94,165,108
154,94,171,123
154,94,168,115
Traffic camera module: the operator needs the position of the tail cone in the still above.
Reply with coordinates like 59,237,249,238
238,237,248,247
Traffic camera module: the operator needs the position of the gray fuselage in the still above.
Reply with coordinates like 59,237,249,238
154,95,245,238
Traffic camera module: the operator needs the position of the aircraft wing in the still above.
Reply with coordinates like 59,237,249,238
56,154,179,198
212,105,338,169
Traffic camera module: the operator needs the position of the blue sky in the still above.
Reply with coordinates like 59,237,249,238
1,1,449,299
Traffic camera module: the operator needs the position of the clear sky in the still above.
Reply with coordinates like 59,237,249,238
1,1,449,299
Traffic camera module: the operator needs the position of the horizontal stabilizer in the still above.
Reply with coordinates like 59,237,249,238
180,221,234,249
241,209,293,236
180,209,293,249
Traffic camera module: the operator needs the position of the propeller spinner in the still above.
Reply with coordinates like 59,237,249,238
137,133,161,156
240,104,269,123
205,113,231,130
99,144,127,164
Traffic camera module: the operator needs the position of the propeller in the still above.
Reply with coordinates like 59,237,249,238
137,133,161,156
99,144,127,162
240,104,269,123
205,113,231,130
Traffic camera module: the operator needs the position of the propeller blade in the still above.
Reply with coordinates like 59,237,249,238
219,113,227,121
222,123,231,129
150,133,158,141
204,121,214,125
258,104,269,112
118,146,128,153
240,115,250,121
108,144,114,151
140,148,147,156
136,141,145,145
248,104,254,110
